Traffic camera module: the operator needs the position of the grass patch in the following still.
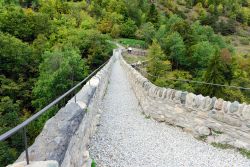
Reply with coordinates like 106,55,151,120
91,159,97,167
123,53,148,64
145,115,151,119
211,143,234,149
116,38,146,48
212,130,223,135
239,148,250,159
211,142,250,159
197,135,208,142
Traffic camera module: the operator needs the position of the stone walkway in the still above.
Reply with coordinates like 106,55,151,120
89,52,250,167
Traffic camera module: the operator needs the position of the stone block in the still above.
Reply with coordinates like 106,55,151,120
203,96,214,111
196,126,210,136
214,98,224,110
174,91,182,103
242,105,250,120
180,91,188,104
194,94,204,108
210,112,241,127
229,101,239,113
185,93,195,108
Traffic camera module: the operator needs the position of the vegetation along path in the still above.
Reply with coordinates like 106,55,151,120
89,50,250,167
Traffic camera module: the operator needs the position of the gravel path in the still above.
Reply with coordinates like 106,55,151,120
89,54,250,167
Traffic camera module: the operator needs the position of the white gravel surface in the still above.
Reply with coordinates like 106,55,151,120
89,53,250,167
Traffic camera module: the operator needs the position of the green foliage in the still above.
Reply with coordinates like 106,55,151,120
211,142,250,159
155,70,194,92
190,41,216,69
162,32,186,68
120,18,137,38
0,6,51,42
1,1,114,165
0,97,22,167
223,88,246,103
201,53,227,97
0,97,20,133
0,32,37,110
0,0,250,165
117,38,146,48
0,141,18,167
0,32,37,80
111,24,121,38
211,142,234,149
147,4,159,28
136,22,156,45
216,19,237,35
91,159,97,167
32,48,88,109
239,148,250,159
147,40,171,81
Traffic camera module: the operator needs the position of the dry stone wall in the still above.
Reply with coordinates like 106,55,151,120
16,51,116,167
120,55,250,151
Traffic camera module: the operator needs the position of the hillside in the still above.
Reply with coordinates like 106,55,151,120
156,0,250,55
0,0,249,166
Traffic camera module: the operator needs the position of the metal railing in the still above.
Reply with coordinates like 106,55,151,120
0,60,109,165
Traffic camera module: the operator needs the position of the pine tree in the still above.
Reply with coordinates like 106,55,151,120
201,51,226,97
147,3,159,28
147,40,171,81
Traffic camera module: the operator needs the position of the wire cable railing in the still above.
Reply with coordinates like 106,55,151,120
133,65,250,91
0,60,109,165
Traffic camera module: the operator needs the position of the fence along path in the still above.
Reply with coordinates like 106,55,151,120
89,49,250,167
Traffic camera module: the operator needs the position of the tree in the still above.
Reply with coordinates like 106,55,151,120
120,18,137,38
111,24,120,38
201,51,226,97
190,41,216,69
0,32,38,110
189,21,214,46
32,48,88,109
155,70,194,92
216,19,236,35
147,40,171,81
136,22,156,44
0,6,51,42
0,97,22,167
147,3,159,27
0,32,37,80
162,32,186,69
126,0,143,26
165,14,184,33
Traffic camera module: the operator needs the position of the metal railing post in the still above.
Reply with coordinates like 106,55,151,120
23,127,29,165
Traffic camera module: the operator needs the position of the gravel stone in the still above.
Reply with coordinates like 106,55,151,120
89,57,250,167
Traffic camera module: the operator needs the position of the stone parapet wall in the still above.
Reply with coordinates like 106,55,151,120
61,50,118,167
16,50,116,167
120,55,250,150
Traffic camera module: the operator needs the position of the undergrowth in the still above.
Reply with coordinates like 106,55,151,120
211,143,250,159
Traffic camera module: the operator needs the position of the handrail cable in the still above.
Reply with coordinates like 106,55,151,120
134,66,250,91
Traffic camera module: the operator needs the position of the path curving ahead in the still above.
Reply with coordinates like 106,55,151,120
89,52,250,167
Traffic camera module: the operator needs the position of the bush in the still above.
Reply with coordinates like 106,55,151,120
120,19,137,38
216,19,237,35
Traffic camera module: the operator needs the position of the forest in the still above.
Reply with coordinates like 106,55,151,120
0,0,249,166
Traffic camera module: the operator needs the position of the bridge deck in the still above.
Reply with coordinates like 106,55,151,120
89,52,250,167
